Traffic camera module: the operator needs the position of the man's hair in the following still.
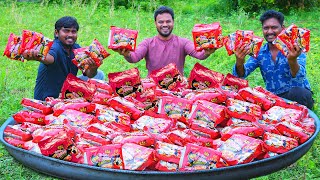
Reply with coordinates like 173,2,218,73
260,10,284,26
154,6,174,21
55,16,79,31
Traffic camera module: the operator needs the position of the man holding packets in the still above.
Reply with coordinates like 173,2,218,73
115,6,216,76
232,10,314,109
22,16,105,100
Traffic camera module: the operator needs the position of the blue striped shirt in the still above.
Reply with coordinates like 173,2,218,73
232,43,311,95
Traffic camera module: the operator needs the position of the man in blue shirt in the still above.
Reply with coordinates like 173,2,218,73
23,16,104,100
232,10,314,109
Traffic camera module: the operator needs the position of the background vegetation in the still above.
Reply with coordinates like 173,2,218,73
0,0,319,179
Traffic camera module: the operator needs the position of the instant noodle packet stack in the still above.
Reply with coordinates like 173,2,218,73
21,30,53,61
21,98,53,115
121,143,155,171
192,22,223,51
263,132,298,154
273,24,310,56
224,30,263,58
218,134,264,166
108,26,138,51
4,30,53,62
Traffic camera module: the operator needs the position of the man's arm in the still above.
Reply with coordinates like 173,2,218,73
114,39,149,63
22,49,54,64
185,40,215,60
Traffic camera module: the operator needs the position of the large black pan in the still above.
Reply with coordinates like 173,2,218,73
1,110,319,180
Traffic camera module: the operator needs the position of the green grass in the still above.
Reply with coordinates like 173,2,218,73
0,2,319,180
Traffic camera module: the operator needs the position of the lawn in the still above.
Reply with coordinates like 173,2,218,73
0,1,319,179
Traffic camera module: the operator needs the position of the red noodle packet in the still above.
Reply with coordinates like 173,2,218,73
108,26,138,51
263,132,298,154
108,67,142,98
188,63,225,90
12,110,46,125
179,143,223,171
60,73,97,101
218,134,264,166
122,143,155,171
192,22,223,51
21,98,53,115
222,73,248,90
150,63,186,91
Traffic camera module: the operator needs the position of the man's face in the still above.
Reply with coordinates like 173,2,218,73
155,13,174,38
55,27,78,47
262,18,284,43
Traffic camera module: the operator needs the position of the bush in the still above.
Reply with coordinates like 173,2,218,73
228,0,320,14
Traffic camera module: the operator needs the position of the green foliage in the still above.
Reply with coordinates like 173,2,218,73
227,0,320,14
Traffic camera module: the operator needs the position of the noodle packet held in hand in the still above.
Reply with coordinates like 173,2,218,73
3,33,23,61
192,22,223,51
295,27,310,53
20,30,53,61
72,47,91,72
273,24,310,56
72,39,109,72
248,36,264,58
85,38,110,67
223,32,236,56
235,30,263,58
108,26,138,51
234,30,254,50
224,30,263,58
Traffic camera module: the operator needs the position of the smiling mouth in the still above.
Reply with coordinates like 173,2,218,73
66,38,74,43
266,34,276,38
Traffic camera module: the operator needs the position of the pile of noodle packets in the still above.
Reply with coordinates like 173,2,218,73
4,62,316,172
273,24,310,56
3,30,53,61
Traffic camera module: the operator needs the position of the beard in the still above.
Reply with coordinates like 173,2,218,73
157,28,173,38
